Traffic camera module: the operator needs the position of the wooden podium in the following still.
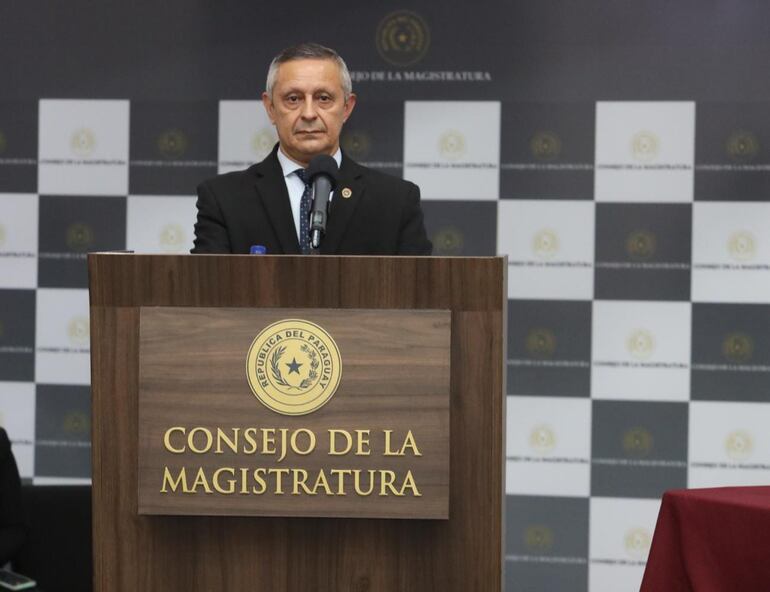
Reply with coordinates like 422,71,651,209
89,254,506,591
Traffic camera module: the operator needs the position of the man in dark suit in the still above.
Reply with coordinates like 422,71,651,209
192,43,431,255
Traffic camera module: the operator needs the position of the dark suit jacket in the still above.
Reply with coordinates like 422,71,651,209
192,146,432,255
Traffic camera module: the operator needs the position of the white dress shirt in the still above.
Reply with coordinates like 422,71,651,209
276,147,342,244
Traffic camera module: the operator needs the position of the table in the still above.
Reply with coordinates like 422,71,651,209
640,486,770,591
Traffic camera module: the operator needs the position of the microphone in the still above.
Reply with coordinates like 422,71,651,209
306,154,340,250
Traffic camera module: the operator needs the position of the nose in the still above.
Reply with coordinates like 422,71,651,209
300,95,318,120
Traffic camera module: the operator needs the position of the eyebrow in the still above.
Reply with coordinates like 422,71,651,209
281,87,336,95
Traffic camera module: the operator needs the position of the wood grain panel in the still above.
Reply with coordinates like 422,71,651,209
138,307,450,519
88,254,503,311
89,254,506,592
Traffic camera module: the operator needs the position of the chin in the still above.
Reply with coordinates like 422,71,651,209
298,142,331,156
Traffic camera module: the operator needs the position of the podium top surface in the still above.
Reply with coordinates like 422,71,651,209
87,253,506,310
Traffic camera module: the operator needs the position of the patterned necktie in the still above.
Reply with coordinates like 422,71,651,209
294,168,312,254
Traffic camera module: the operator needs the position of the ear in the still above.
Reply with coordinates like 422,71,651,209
342,93,357,123
262,92,276,124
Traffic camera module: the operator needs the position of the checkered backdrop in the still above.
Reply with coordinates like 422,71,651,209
1,3,770,591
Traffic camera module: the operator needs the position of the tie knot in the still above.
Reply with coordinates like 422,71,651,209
294,168,309,185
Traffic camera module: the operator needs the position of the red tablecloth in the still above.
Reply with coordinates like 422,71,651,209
640,486,770,591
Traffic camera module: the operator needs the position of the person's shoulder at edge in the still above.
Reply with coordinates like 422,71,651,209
0,427,10,455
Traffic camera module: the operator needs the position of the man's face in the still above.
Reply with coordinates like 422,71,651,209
262,58,356,166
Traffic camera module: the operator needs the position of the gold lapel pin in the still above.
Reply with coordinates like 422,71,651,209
341,187,352,199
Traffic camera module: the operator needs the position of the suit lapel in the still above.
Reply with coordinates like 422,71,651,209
253,146,301,254
321,154,364,254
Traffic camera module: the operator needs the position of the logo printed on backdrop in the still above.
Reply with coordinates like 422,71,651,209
532,229,559,259
403,100,500,198
505,204,594,290
341,131,371,160
529,425,556,455
727,231,756,262
159,224,186,252
631,131,659,163
722,333,753,363
66,223,94,252
530,131,562,161
526,328,557,358
438,130,466,161
524,525,554,551
157,129,188,159
726,130,760,161
625,230,657,261
626,329,655,360
246,319,343,416
595,101,695,205
725,430,754,461
67,317,90,346
624,528,652,560
622,427,654,456
63,410,90,435
251,128,276,160
70,128,96,157
353,11,490,82
376,10,430,67
431,226,464,255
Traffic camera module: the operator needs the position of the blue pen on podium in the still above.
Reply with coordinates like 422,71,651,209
249,245,267,254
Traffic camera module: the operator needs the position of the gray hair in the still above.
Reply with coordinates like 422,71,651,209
265,42,353,100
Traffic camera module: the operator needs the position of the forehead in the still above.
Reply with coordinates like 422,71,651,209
274,58,343,92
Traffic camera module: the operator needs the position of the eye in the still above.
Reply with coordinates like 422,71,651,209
317,94,332,104
285,94,300,105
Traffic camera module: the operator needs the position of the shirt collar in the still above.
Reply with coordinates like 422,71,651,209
277,146,343,178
